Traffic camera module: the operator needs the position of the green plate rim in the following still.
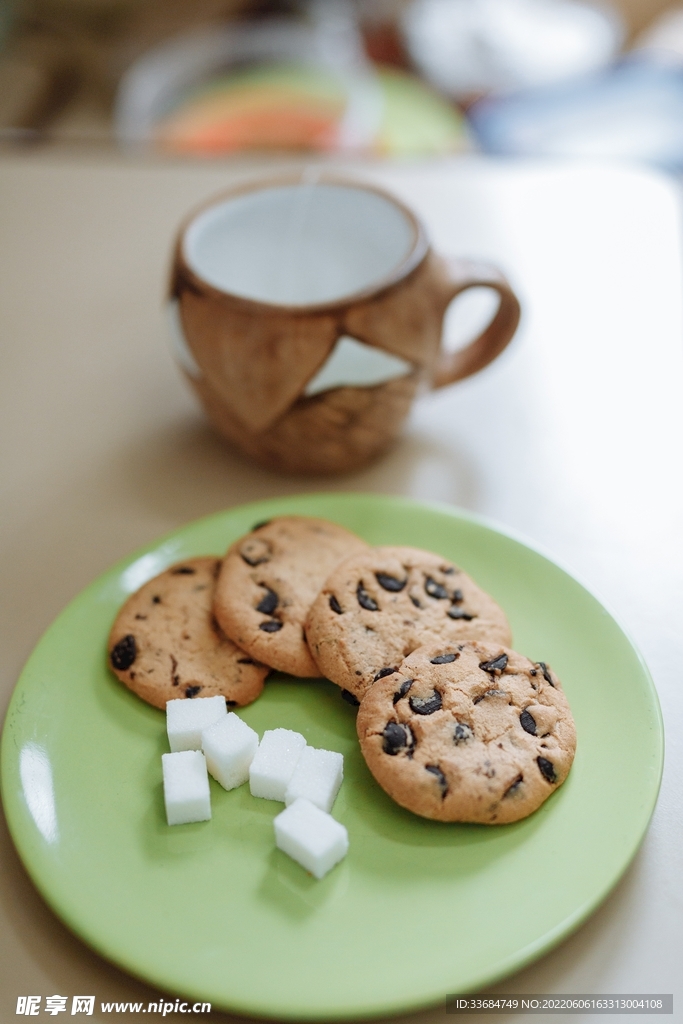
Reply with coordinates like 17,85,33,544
0,493,665,1020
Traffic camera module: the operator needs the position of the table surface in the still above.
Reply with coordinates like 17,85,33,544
1,152,681,1024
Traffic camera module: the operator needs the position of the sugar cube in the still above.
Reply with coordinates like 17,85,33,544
274,798,348,879
166,695,226,752
162,750,211,825
249,728,307,801
201,712,259,791
284,746,343,812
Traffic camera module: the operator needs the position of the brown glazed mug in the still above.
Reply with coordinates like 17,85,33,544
169,175,521,475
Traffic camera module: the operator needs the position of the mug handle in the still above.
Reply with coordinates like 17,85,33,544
432,258,521,388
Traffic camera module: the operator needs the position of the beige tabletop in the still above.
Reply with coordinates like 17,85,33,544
1,151,681,1023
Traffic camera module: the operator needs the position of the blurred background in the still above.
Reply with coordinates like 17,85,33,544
2,0,683,170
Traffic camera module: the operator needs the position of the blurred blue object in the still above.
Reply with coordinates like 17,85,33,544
468,55,683,172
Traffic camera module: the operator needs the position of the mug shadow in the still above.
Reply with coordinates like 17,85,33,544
106,410,482,523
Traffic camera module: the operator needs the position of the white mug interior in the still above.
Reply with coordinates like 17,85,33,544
183,182,417,307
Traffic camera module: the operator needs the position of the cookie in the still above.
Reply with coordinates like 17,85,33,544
108,557,268,710
305,546,512,701
356,641,576,824
213,517,368,677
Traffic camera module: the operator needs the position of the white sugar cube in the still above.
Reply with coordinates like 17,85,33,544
249,728,307,801
274,798,348,879
285,747,343,812
162,750,211,825
201,712,259,791
166,695,226,752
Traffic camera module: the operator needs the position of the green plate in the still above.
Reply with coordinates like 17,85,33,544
1,494,663,1020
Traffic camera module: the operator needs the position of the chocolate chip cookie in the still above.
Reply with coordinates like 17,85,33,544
108,557,268,710
213,517,368,677
356,641,576,823
305,545,512,701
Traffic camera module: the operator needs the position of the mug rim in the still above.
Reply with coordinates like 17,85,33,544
172,173,430,315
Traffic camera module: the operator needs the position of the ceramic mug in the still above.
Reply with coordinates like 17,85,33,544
169,176,521,474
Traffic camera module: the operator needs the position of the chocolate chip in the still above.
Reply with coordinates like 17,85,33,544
537,662,555,687
357,582,379,611
111,634,137,671
375,572,407,592
237,657,256,664
447,607,474,620
530,668,537,677
185,685,201,698
239,538,271,567
241,553,266,566
430,652,458,664
520,709,537,735
341,689,360,706
259,620,282,632
409,594,422,608
392,679,413,703
425,764,448,796
537,756,557,783
171,566,196,575
479,653,508,674
504,774,523,797
425,576,449,599
441,566,456,574
152,595,161,604
454,722,473,744
409,690,442,715
256,586,278,615
451,589,464,603
473,688,508,704
134,614,147,620
226,699,238,707
382,722,414,755
374,666,397,682
329,594,343,614
252,520,271,530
